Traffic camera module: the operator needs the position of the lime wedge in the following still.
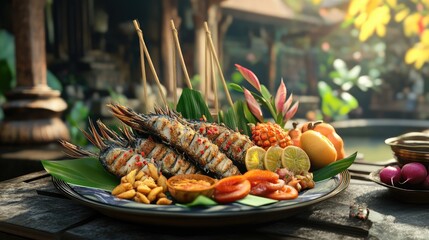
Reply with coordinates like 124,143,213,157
245,146,266,171
264,146,283,172
281,145,311,174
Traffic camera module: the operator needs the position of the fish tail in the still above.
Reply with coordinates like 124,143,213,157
58,139,97,158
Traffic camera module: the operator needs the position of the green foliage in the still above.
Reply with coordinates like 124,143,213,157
42,158,118,191
318,82,358,120
330,59,382,92
176,88,214,122
66,101,90,146
231,71,244,84
218,100,254,136
313,152,357,182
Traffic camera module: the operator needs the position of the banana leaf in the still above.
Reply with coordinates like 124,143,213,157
41,158,119,191
176,88,213,122
313,152,357,182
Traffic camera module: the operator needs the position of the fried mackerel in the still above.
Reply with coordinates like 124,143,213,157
153,108,255,171
60,120,200,178
108,104,241,178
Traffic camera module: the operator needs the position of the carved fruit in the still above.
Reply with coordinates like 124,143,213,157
250,122,292,150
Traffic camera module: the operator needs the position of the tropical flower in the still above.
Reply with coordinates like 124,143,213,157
234,64,299,127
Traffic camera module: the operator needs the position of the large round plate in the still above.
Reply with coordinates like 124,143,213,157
53,171,350,227
369,168,429,204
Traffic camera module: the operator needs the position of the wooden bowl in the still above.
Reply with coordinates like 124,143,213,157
385,132,429,167
166,174,216,203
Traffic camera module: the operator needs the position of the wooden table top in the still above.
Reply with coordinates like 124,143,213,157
1,162,428,240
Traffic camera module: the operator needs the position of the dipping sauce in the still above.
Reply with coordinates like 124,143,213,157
166,174,217,203
169,178,212,191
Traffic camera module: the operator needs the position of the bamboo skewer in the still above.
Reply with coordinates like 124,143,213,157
204,31,209,102
133,20,168,108
210,36,219,116
204,22,234,108
132,20,148,112
170,20,192,89
172,28,177,105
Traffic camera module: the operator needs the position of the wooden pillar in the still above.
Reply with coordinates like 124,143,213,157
0,0,69,144
161,0,180,97
191,0,221,98
264,28,277,93
191,0,208,94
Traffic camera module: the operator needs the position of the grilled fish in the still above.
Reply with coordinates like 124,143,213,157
108,104,241,178
60,120,200,178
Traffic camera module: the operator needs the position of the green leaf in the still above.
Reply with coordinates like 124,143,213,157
176,195,217,207
176,88,213,122
233,100,253,135
228,83,244,93
47,70,63,91
313,152,357,182
42,158,119,191
260,85,272,102
222,107,239,131
237,194,278,206
243,102,258,126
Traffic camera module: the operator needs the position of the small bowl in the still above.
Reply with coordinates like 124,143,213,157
385,132,429,167
166,174,217,203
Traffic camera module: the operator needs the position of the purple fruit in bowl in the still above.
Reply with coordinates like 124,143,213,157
379,166,401,186
400,162,428,185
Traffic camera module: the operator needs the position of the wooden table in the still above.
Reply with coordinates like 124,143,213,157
1,162,428,240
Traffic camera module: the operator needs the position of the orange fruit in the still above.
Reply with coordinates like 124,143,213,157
300,130,337,170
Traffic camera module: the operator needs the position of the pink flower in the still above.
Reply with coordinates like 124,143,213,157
275,79,287,113
235,64,261,92
243,88,263,122
283,101,299,122
282,94,294,116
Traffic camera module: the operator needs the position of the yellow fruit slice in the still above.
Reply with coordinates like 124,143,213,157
245,146,266,171
264,146,283,172
281,146,311,174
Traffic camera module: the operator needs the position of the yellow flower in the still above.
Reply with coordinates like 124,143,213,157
405,37,429,69
403,13,421,36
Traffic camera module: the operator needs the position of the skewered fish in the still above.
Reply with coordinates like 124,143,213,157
108,104,241,178
60,120,200,178
153,108,254,171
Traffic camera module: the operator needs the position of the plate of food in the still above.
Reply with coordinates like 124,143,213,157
51,170,350,227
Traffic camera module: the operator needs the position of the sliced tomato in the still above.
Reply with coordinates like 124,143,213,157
244,169,279,184
265,185,298,200
214,176,251,203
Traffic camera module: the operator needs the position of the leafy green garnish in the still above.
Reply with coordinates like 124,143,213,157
313,152,357,182
219,100,253,136
176,195,217,207
237,194,278,206
41,158,119,191
176,88,213,122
